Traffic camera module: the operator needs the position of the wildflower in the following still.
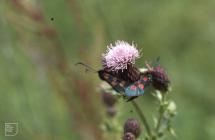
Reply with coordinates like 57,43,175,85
102,40,140,71
124,118,141,138
102,41,141,82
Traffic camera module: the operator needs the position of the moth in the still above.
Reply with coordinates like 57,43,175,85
76,62,152,100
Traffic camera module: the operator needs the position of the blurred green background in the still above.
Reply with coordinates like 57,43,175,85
0,0,215,140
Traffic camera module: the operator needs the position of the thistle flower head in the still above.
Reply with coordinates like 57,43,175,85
124,118,141,138
102,40,140,71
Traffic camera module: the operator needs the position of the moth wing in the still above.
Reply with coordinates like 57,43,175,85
124,75,151,97
98,70,129,93
125,83,145,97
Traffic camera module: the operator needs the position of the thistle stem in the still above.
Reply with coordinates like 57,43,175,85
155,107,164,133
131,100,153,139
155,94,166,135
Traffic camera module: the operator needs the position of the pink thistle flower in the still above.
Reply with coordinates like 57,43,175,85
102,40,140,71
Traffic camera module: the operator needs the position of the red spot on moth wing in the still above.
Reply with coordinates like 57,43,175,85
138,84,144,90
143,77,148,81
130,85,137,90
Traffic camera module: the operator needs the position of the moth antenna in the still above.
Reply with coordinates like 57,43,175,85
145,61,153,71
75,62,97,73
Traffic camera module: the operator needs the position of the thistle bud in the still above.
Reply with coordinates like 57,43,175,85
124,118,141,138
106,106,117,117
167,101,177,117
146,66,170,92
123,132,136,140
101,92,117,107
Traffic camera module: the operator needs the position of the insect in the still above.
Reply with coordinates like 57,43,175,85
124,75,151,97
76,62,152,100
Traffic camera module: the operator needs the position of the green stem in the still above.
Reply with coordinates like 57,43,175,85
155,106,164,133
155,94,166,135
131,100,153,139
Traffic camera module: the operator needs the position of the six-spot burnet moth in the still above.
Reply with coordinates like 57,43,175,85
76,62,153,100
